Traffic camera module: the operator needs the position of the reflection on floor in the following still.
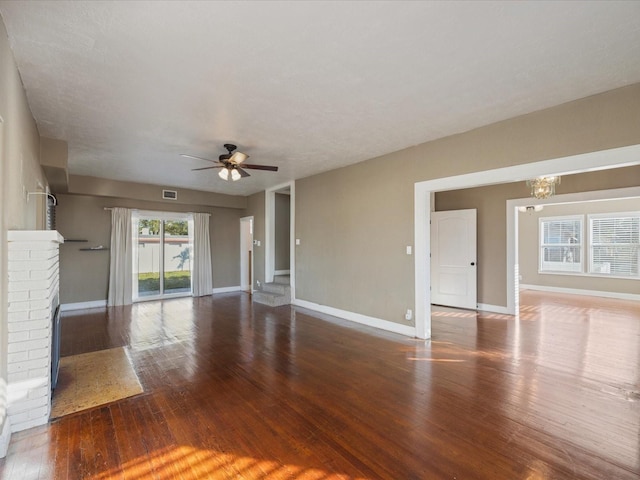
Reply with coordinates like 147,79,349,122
50,347,143,419
1,291,639,479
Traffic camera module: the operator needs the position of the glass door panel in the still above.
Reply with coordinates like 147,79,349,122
137,219,161,297
134,216,192,301
163,220,191,295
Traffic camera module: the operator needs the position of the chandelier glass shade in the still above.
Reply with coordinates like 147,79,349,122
526,176,560,199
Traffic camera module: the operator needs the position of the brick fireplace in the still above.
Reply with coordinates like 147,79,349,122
7,230,63,432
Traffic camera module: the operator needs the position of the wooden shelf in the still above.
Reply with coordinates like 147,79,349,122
79,247,109,251
65,239,88,243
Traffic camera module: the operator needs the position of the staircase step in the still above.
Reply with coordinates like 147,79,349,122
273,274,290,285
253,290,290,307
262,282,289,295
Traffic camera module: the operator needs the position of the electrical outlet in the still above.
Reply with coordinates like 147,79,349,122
257,280,261,287
405,309,412,321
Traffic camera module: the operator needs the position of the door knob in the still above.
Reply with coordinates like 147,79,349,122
471,262,475,266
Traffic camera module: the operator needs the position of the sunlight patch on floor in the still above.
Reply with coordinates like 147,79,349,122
88,445,369,480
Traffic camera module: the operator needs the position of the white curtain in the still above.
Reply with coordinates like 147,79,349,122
192,212,213,296
108,207,133,306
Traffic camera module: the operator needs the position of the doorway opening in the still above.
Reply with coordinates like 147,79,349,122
265,181,295,299
132,212,193,301
240,216,254,292
415,144,640,340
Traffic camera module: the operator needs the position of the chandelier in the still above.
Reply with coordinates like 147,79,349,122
526,176,560,199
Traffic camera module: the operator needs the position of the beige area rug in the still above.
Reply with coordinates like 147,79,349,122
51,347,144,419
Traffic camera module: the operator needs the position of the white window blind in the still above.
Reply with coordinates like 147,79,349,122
539,217,583,273
589,213,640,278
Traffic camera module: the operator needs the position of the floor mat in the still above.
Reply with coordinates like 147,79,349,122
51,347,143,419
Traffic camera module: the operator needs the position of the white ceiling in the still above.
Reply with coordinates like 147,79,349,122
1,1,640,196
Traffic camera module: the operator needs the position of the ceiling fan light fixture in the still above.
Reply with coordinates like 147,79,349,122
231,152,249,164
517,205,544,213
218,168,229,181
230,168,241,181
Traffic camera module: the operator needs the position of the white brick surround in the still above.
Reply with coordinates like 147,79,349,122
7,230,63,433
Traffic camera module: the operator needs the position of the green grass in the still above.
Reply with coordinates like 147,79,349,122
138,271,191,293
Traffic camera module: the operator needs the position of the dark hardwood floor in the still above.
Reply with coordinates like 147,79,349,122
1,291,639,479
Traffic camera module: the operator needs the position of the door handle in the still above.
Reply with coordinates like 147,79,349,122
471,262,475,266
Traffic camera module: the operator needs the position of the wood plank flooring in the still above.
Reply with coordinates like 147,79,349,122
1,291,639,479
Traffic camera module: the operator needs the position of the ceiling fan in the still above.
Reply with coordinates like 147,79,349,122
180,144,278,181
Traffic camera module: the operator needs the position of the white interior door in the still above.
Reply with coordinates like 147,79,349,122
431,209,477,309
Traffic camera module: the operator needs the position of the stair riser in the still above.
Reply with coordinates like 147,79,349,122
262,283,289,294
253,291,291,307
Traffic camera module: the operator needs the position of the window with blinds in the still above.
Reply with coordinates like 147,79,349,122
589,213,640,278
539,216,583,273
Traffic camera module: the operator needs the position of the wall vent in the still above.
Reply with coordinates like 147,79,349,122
162,189,177,200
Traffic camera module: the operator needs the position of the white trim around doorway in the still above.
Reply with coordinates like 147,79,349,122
414,143,640,340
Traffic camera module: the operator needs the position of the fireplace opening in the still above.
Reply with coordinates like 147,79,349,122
51,299,61,390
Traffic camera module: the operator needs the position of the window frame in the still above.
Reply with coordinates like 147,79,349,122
588,211,640,279
538,215,584,274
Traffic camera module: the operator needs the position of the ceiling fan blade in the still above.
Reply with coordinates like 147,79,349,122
230,151,249,164
181,154,218,163
242,163,279,172
236,167,251,178
191,166,223,171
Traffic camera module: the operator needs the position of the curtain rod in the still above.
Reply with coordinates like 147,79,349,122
103,207,210,216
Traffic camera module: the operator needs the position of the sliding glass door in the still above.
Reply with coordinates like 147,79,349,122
133,213,192,300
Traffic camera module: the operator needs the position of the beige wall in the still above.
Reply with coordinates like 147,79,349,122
0,17,47,442
435,166,640,306
68,175,247,209
57,194,244,304
296,162,415,324
294,84,640,327
275,193,290,271
518,197,640,294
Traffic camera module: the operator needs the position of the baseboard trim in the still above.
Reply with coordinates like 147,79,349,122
293,299,416,338
0,417,11,459
212,286,243,294
61,300,107,312
274,270,290,276
476,303,510,314
520,284,640,302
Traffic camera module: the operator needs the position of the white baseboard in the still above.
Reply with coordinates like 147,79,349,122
61,300,107,312
476,303,510,314
0,417,11,459
274,270,290,276
212,286,243,294
520,284,640,302
293,299,416,338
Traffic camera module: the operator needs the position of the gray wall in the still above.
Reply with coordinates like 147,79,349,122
275,193,290,271
0,16,49,445
293,84,640,326
518,197,640,294
57,194,244,304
